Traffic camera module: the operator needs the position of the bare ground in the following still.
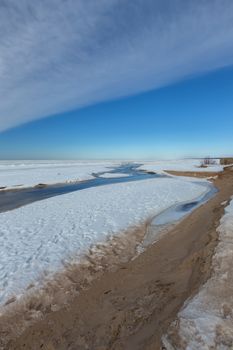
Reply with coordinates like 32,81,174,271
165,170,220,178
2,167,233,350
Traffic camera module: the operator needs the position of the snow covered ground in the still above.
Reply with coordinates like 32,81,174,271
0,160,118,189
139,159,224,174
0,176,209,306
163,198,233,349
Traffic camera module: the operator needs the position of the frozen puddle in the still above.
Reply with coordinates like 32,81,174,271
141,182,217,248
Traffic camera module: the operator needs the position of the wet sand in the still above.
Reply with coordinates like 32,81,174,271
3,167,233,350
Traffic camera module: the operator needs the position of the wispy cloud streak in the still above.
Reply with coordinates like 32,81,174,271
0,0,233,130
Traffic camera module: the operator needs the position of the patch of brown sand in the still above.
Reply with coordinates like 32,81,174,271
165,170,220,178
3,168,233,350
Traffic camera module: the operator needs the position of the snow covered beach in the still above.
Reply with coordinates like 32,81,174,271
1,161,233,350
4,165,233,350
0,160,224,307
0,174,210,305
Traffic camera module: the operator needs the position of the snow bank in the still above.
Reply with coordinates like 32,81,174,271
163,198,233,350
0,177,208,305
0,160,118,189
139,159,223,174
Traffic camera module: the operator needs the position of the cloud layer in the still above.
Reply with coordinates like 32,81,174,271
1,0,233,131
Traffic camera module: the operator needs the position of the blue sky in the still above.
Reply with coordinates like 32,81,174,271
0,0,233,159
1,65,233,159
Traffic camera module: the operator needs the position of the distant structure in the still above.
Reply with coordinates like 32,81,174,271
200,157,216,167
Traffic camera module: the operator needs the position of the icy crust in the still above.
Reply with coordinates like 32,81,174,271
0,160,118,189
99,172,129,178
139,159,223,174
163,199,233,350
0,177,208,305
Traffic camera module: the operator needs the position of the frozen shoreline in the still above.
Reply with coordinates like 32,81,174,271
0,176,210,306
5,167,233,350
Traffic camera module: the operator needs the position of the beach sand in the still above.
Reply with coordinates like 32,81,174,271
165,170,219,178
2,167,233,350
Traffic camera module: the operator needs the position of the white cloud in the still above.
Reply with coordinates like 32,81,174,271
0,0,233,131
